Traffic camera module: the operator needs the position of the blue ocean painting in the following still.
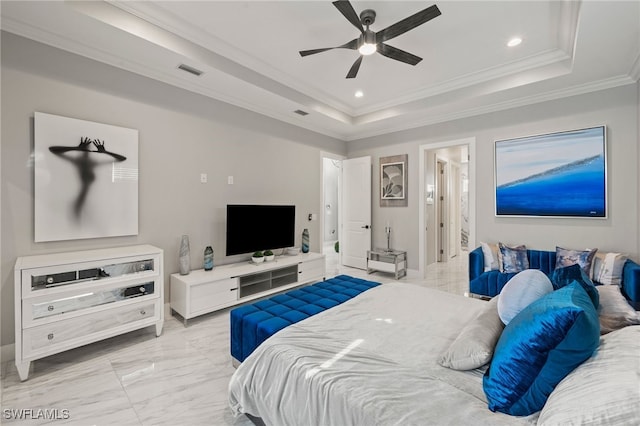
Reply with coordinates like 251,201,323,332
495,127,606,217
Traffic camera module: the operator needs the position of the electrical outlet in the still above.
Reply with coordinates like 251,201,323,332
228,176,234,185
200,173,207,183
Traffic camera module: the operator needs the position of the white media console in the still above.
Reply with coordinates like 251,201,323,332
170,252,325,325
14,245,164,381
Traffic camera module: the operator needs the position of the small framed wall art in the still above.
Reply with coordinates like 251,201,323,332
380,154,408,207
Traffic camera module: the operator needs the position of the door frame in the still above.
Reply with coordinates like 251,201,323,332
418,138,476,277
320,152,345,262
435,157,448,263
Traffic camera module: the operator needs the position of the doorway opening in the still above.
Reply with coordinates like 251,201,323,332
418,138,476,276
321,153,344,274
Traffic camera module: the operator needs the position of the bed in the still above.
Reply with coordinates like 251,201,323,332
229,281,640,425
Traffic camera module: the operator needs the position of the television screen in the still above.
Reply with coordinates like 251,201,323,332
226,205,296,256
495,126,606,218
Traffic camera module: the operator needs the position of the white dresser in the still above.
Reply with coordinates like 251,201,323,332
14,245,164,381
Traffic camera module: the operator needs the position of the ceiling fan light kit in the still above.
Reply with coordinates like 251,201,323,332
299,1,441,78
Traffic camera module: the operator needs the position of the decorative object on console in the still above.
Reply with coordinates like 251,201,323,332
380,154,408,207
204,246,214,271
483,282,600,416
497,243,528,273
251,251,264,264
179,235,190,275
495,125,606,218
264,250,275,262
384,224,392,252
302,228,310,253
34,112,139,242
555,246,598,276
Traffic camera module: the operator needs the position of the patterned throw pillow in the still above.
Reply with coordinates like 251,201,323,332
591,252,628,285
498,243,529,273
481,242,500,272
555,246,598,276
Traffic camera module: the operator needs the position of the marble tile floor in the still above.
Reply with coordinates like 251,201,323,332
1,252,469,425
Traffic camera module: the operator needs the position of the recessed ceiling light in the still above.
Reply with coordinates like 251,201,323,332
507,37,522,47
355,90,364,98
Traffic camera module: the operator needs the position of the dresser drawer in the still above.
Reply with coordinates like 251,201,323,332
23,300,158,358
190,278,238,313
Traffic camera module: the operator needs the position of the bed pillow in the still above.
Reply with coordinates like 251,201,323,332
438,296,504,370
591,252,627,285
596,285,640,334
483,282,600,416
480,242,500,272
497,269,553,325
555,246,597,276
537,326,640,425
498,243,528,273
549,263,599,308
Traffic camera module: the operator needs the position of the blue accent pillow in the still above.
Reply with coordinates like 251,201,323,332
549,263,599,308
483,282,600,416
498,243,529,273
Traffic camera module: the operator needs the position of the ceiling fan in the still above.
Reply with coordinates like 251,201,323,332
299,1,441,79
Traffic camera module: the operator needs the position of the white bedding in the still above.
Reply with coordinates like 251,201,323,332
229,283,539,425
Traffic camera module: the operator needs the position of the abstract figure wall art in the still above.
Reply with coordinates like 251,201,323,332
34,112,139,242
495,126,606,218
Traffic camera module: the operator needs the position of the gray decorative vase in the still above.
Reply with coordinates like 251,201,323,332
179,235,191,275
302,228,310,253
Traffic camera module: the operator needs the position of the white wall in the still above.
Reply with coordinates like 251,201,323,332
0,33,345,348
348,83,640,271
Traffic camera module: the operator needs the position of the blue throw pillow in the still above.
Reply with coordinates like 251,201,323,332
483,282,600,416
549,263,599,308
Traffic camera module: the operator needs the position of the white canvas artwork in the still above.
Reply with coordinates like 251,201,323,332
34,112,139,242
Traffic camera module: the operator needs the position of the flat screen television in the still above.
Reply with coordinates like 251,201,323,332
494,125,606,218
226,205,296,256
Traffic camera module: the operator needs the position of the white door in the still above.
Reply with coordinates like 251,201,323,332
342,156,372,269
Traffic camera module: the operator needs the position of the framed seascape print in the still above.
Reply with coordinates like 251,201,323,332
380,154,408,207
494,125,606,218
34,112,139,242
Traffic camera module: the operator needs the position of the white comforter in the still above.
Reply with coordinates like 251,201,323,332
229,283,538,426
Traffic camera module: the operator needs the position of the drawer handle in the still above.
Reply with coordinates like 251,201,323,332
140,310,146,315
47,333,54,340
46,277,54,284
47,305,54,312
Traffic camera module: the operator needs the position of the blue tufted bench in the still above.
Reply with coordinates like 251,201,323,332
230,275,380,363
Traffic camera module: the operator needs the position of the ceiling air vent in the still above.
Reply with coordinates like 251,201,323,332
177,64,203,77
294,109,309,116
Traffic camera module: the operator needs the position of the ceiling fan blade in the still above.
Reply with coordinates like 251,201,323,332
333,1,364,34
376,4,441,43
299,39,358,57
378,43,422,65
346,56,363,79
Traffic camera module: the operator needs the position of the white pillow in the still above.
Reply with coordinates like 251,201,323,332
480,242,499,272
438,296,504,370
538,326,640,425
497,269,553,325
591,252,627,285
597,285,640,334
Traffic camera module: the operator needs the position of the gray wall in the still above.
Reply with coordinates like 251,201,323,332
0,33,345,347
349,83,640,271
